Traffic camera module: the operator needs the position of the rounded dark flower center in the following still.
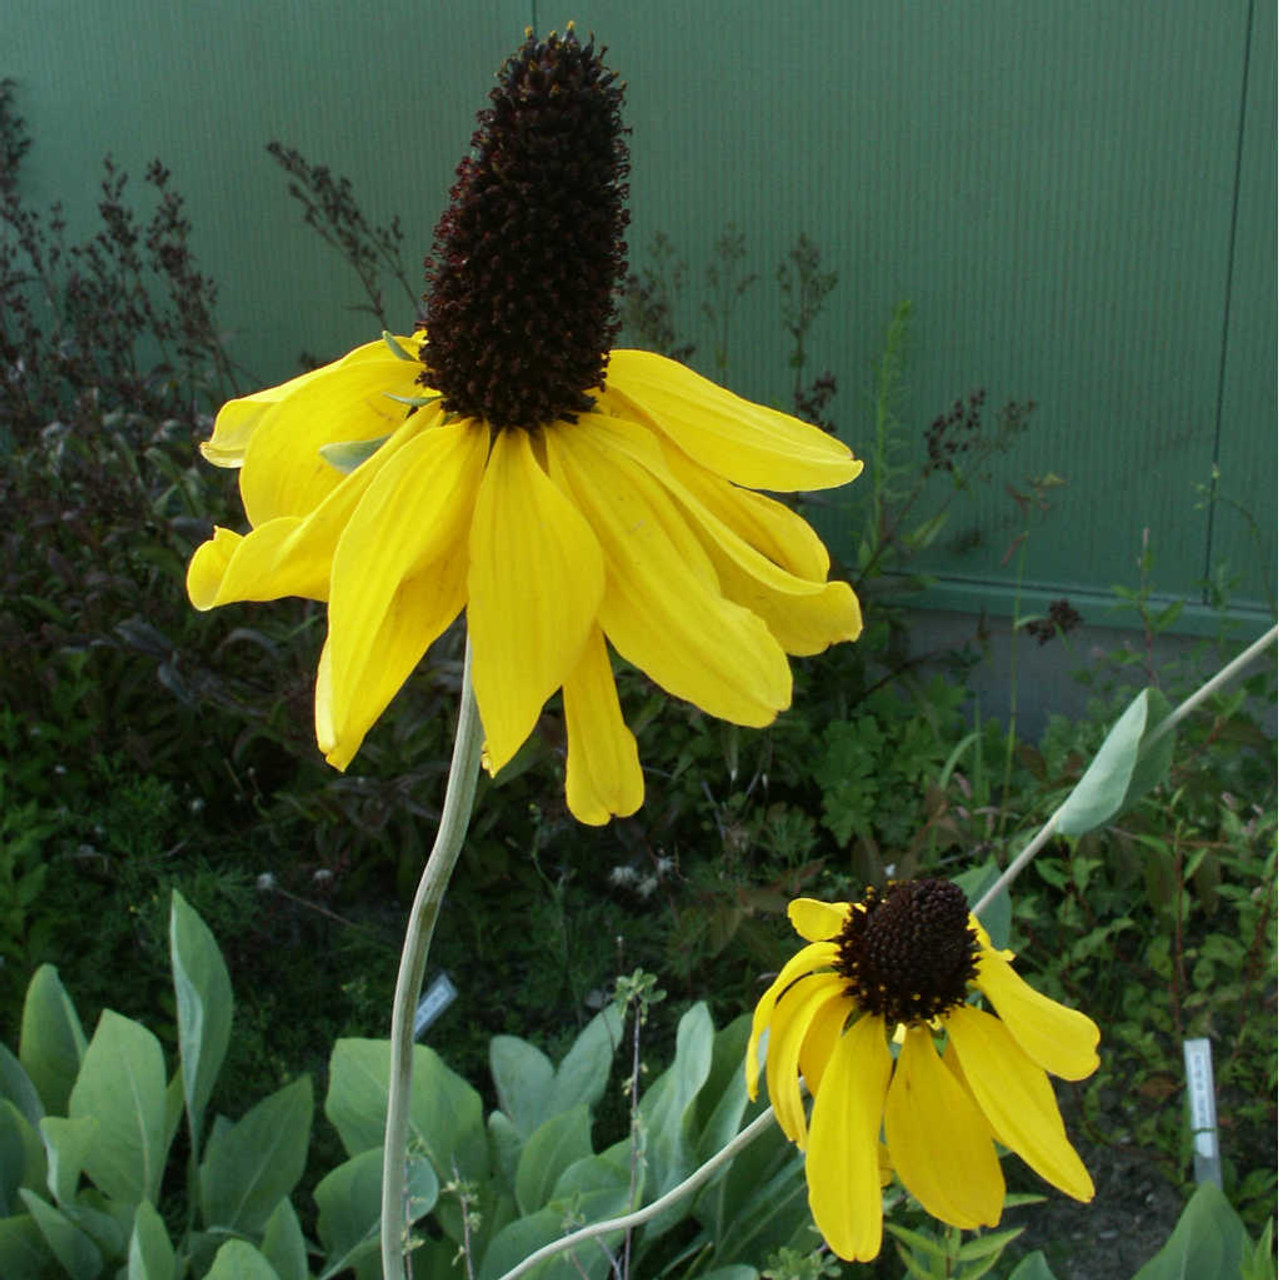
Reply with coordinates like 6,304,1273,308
835,879,979,1026
421,25,630,430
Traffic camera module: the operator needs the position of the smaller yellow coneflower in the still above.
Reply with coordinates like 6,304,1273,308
746,880,1099,1262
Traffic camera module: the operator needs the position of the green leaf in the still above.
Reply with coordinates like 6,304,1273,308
40,1115,97,1207
550,1153,633,1221
697,1269,756,1280
545,1003,623,1119
69,1010,167,1206
0,1045,44,1132
0,1102,46,1215
169,891,233,1154
1057,688,1172,836
19,1188,104,1280
478,1205,617,1280
952,858,1011,949
200,1076,312,1234
515,1105,592,1215
325,1039,489,1181
0,1212,52,1279
20,965,87,1116
204,1239,283,1280
1118,688,1174,812
488,1110,523,1191
1132,1182,1248,1279
1007,1251,1060,1280
490,1036,553,1140
954,1225,1023,1259
692,1014,750,1165
261,1198,310,1280
318,435,391,474
127,1199,175,1280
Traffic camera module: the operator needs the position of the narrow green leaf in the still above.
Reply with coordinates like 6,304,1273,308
954,1225,1023,1259
489,1036,553,1140
318,435,390,474
40,1115,97,1206
128,1198,175,1280
170,892,233,1154
200,1076,312,1234
19,1188,104,1280
69,1010,167,1206
205,1238,283,1279
261,1198,309,1280
514,1104,592,1214
19,966,87,1118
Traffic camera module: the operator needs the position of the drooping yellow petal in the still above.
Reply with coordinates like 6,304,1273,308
884,1025,1004,1230
766,973,847,1148
806,1014,891,1262
187,414,425,609
788,899,849,942
973,947,1100,1081
546,419,791,728
602,350,862,492
238,340,429,527
798,991,852,1096
563,626,643,825
945,1005,1095,1203
746,941,840,1099
322,421,487,769
468,427,605,773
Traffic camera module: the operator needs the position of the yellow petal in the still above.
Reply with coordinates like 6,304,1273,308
238,339,428,527
945,1005,1095,1202
187,415,425,610
798,992,852,1096
885,1026,1004,1230
468,428,605,774
746,941,840,1099
788,899,849,942
546,419,791,727
806,1014,891,1262
973,947,1100,1081
322,422,488,769
766,973,847,1148
563,626,643,825
602,349,863,492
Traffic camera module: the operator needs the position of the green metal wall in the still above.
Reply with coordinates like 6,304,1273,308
7,1,1275,630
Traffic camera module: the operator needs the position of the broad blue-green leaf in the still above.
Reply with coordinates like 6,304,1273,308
19,1188,103,1280
200,1076,312,1234
551,1153,633,1221
325,1039,488,1180
698,1269,757,1280
0,1046,43,1134
1007,1251,1060,1280
0,1212,51,1279
953,857,1012,949
693,1014,751,1165
1119,688,1174,810
315,1147,436,1280
127,1198,174,1280
478,1205,617,1280
515,1105,592,1215
489,1036,553,1140
488,1110,523,1191
19,965,87,1117
1132,1182,1247,1280
1058,688,1173,836
545,1004,623,1118
261,1198,309,1280
637,1003,714,1233
169,891,233,1152
69,1011,166,1206
62,1190,130,1260
40,1115,96,1207
204,1238,283,1279
0,1102,46,1215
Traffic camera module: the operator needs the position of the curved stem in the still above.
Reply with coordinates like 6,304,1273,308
496,1105,780,1280
381,638,484,1280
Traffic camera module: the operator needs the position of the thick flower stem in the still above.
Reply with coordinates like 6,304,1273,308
381,637,484,1280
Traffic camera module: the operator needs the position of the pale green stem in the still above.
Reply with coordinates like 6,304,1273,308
495,1104,779,1280
381,638,484,1280
973,624,1277,918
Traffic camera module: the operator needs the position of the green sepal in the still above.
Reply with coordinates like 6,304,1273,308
319,436,391,475
382,331,415,361
384,392,439,407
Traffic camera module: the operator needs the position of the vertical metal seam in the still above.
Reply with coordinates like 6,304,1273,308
1204,0,1257,602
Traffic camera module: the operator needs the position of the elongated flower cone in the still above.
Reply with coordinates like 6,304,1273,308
188,27,864,823
746,882,1100,1261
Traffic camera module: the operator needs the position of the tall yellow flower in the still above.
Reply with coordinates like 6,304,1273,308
746,881,1099,1261
187,28,862,824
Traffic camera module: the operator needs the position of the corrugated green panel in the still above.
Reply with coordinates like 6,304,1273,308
6,0,530,383
1213,0,1278,615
